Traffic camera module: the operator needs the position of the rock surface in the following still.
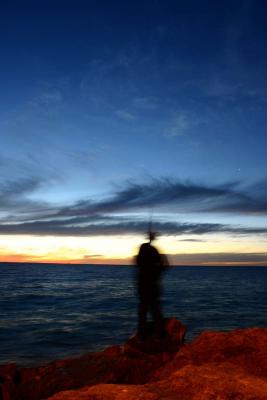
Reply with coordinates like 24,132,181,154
1,320,267,400
47,364,267,400
153,326,267,381
46,326,267,400
0,318,185,400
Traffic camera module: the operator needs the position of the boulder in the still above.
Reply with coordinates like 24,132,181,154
46,326,267,400
153,326,267,381
0,317,184,400
124,317,186,357
46,363,267,400
0,363,21,400
3,322,267,400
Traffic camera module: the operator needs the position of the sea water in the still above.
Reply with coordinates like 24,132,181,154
0,263,266,366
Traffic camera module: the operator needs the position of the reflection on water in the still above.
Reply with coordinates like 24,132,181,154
0,263,267,366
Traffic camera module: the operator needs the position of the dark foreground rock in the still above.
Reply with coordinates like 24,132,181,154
47,326,267,400
47,364,267,400
2,320,267,400
0,318,185,400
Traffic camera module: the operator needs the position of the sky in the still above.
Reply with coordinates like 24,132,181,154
0,0,267,265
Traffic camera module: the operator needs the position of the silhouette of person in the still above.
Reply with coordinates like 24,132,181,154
136,231,168,339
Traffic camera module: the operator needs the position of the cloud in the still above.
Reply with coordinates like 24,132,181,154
0,253,44,263
0,177,46,211
208,179,267,215
169,252,267,266
178,238,206,242
1,176,267,237
0,216,266,237
115,110,136,120
55,178,252,217
2,176,267,219
83,254,104,259
39,90,63,105
133,96,159,110
163,114,190,137
199,75,267,104
27,88,64,118
0,177,60,224
201,75,242,100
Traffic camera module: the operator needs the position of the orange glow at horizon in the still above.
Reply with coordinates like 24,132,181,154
0,233,267,266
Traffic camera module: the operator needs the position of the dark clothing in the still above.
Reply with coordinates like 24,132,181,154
136,242,165,337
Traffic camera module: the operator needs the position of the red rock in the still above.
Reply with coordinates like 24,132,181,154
46,363,267,400
2,322,267,400
46,326,267,400
0,317,184,400
124,317,186,357
0,363,21,400
153,327,267,381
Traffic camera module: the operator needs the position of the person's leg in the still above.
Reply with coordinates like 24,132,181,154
138,295,148,339
150,295,165,338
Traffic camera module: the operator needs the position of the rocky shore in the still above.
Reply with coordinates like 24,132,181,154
1,318,267,400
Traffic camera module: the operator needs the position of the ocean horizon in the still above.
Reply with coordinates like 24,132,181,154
1,262,267,367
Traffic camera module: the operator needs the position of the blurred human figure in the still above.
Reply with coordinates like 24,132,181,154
136,231,168,339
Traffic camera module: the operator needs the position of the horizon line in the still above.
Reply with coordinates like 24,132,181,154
1,261,267,267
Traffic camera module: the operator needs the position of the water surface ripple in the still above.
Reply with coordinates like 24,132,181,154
0,263,266,366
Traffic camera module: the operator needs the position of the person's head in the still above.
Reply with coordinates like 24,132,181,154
147,231,157,243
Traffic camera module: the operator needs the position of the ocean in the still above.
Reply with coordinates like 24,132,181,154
0,263,267,367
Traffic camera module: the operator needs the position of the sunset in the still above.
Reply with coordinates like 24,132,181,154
1,232,267,265
1,1,267,398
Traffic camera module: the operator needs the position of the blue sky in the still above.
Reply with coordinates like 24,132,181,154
0,0,267,264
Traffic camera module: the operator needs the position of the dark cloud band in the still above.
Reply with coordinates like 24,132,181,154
1,176,267,237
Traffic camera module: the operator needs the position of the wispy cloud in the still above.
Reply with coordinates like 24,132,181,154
54,178,249,217
38,90,63,105
178,238,206,242
133,96,159,110
0,217,267,237
1,176,267,237
163,114,190,137
83,254,104,259
162,111,204,138
115,109,136,120
2,176,267,218
0,177,47,211
169,252,267,266
0,176,61,224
